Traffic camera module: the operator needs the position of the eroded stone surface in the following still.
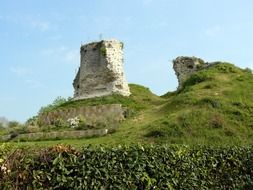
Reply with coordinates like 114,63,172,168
173,56,208,89
73,39,130,99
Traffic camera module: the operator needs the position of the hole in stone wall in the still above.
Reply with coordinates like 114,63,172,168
116,85,123,89
187,65,194,69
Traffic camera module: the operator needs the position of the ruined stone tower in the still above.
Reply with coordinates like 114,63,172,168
173,56,208,89
73,39,130,99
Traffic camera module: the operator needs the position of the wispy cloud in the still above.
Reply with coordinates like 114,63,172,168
10,66,31,77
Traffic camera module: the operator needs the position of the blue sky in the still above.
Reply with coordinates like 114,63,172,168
1,0,253,122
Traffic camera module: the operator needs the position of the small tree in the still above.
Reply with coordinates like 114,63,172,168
0,123,5,130
26,116,38,126
52,96,68,107
244,67,253,74
8,121,20,128
38,96,69,114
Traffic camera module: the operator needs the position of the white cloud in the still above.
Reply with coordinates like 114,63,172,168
10,67,31,77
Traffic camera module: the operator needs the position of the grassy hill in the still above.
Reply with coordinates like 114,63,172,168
69,62,253,146
56,83,165,112
5,62,253,146
148,63,253,145
2,62,253,189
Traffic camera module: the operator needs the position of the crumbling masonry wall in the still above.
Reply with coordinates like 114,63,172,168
38,104,125,126
173,56,208,89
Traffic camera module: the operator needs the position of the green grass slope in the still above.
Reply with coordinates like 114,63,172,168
15,63,253,147
148,63,253,145
77,62,253,146
54,83,165,113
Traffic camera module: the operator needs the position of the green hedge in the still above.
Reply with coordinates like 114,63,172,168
1,144,253,189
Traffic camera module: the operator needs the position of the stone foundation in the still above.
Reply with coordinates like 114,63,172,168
38,104,125,126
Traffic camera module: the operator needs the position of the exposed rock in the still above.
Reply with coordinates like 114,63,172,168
173,56,208,89
73,39,130,99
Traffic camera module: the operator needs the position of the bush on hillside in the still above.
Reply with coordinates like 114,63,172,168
38,96,71,114
181,72,213,90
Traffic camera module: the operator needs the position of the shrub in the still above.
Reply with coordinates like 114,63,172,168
38,96,69,114
67,117,80,128
8,121,21,128
100,47,107,57
197,97,221,108
54,118,68,128
0,145,253,189
25,116,38,127
145,121,184,138
210,114,224,128
67,116,90,130
203,82,217,89
182,72,213,90
25,125,40,133
244,67,253,74
214,63,239,73
145,130,166,138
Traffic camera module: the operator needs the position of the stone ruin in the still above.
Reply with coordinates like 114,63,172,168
72,39,209,97
73,39,130,100
173,56,208,89
36,41,215,133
